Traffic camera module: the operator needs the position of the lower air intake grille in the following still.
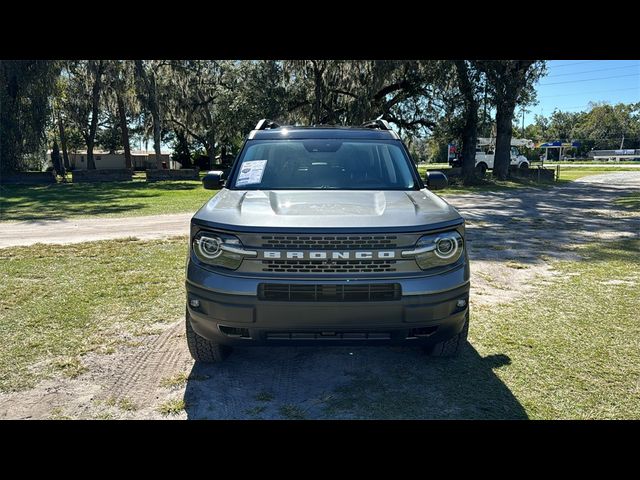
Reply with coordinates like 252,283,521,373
258,283,401,302
267,332,391,340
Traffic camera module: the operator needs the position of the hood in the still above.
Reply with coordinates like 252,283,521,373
192,189,461,230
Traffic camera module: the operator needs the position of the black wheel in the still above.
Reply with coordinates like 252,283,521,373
185,309,231,363
425,315,469,357
519,162,529,170
475,163,487,177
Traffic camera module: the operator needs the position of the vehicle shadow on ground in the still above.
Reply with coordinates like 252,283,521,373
183,344,527,419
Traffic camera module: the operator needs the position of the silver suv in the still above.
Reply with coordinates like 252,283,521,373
185,119,470,362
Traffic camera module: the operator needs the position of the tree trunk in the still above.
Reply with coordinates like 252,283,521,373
86,60,104,170
135,60,162,167
494,99,516,180
151,93,162,167
454,60,479,185
207,128,216,170
57,112,70,170
116,90,132,169
312,61,324,124
460,107,479,184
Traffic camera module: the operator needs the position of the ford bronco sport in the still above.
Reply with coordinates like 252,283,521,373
185,119,470,362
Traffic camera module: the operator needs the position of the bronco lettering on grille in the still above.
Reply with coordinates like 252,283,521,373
262,251,396,260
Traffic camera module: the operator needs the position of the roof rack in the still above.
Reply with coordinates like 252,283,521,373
254,119,280,130
361,119,391,131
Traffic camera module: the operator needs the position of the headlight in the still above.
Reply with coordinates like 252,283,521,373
402,230,464,270
193,231,249,270
198,236,223,259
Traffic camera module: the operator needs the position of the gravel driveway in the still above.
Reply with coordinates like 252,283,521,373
1,172,639,419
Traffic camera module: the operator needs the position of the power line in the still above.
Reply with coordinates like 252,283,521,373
546,64,639,78
540,73,640,86
560,104,592,110
538,87,640,99
549,60,595,68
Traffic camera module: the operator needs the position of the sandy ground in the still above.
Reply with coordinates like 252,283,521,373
1,172,639,419
0,213,192,248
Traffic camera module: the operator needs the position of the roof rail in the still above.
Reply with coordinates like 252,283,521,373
254,119,280,130
361,118,392,131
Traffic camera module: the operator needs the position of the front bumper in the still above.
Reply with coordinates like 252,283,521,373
186,260,470,347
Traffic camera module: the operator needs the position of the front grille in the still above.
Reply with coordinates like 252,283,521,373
258,283,401,302
266,332,391,340
261,235,398,249
261,259,397,273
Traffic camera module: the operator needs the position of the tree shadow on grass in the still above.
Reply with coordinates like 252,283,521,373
0,180,203,221
183,344,526,420
457,181,640,266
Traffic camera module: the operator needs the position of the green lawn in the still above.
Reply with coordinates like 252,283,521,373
0,237,188,391
474,238,640,419
0,180,217,221
556,166,640,182
1,235,639,418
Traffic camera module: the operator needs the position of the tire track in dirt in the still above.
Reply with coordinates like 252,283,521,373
97,322,192,407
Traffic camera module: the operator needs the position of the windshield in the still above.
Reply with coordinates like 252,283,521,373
230,139,418,190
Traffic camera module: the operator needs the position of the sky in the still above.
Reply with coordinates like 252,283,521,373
522,59,640,126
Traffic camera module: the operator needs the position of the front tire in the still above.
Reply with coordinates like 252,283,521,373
425,315,469,357
475,163,487,177
185,309,231,363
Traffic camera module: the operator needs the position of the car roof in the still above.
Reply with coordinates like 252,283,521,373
248,126,400,140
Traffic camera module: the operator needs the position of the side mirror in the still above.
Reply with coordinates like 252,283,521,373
425,171,448,190
203,171,224,190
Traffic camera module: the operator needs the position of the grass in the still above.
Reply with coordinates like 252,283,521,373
614,192,640,210
556,166,640,182
254,391,275,402
0,236,188,392
0,180,217,221
160,372,190,389
278,404,307,420
53,357,87,379
105,396,138,412
48,407,72,420
2,234,639,418
158,398,186,416
323,238,640,419
245,405,267,417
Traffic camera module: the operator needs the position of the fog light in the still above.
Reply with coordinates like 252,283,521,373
456,299,467,308
189,299,200,308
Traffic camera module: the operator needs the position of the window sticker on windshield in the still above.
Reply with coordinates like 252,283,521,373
235,160,267,186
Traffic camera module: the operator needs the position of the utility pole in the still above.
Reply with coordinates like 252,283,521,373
521,108,525,137
620,134,625,149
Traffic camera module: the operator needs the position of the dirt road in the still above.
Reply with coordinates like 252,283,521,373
0,213,192,248
1,173,639,419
